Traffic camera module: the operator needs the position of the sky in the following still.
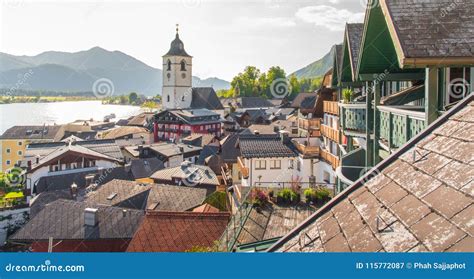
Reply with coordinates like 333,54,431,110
0,0,366,80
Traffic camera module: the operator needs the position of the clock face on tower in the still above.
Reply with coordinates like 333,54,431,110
181,73,186,79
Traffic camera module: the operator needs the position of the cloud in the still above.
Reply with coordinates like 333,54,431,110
295,5,364,31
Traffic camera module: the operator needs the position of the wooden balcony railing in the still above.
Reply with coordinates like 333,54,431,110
321,124,340,143
293,142,320,157
237,157,249,179
298,118,321,137
320,148,340,170
378,105,426,149
323,101,339,116
340,102,366,134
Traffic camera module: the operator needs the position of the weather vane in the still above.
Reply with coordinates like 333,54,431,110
176,24,179,34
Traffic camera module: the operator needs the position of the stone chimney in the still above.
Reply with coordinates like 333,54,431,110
70,182,78,200
84,208,98,226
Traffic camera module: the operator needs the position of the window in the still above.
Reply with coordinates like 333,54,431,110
6,160,11,165
18,150,23,156
297,160,301,171
270,160,281,169
6,148,10,154
167,60,171,71
180,60,186,71
181,95,185,102
288,159,294,169
66,163,71,170
446,67,471,105
18,141,23,146
255,160,266,170
167,95,170,102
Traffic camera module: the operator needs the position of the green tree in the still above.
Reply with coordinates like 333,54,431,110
231,66,261,97
128,92,138,104
141,101,158,112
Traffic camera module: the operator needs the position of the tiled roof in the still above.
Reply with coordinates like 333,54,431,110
384,0,474,59
239,134,297,158
103,126,149,139
127,112,154,126
29,190,73,218
269,96,474,252
150,163,220,186
190,87,224,110
130,158,165,179
290,93,316,109
0,125,63,140
35,167,133,194
239,97,274,109
76,139,124,161
346,23,364,77
85,179,151,210
164,33,191,57
146,184,207,211
221,133,240,163
10,199,144,241
126,211,229,252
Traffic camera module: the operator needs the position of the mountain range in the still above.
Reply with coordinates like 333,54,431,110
0,47,231,96
290,46,335,79
0,46,335,96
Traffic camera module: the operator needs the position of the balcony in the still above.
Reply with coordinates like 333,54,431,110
378,106,426,149
298,118,321,137
323,101,339,116
293,141,320,158
321,124,340,143
320,148,340,170
335,148,366,193
340,102,367,136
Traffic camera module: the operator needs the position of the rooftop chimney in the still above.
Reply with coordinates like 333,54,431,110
84,208,98,226
279,131,290,144
70,182,78,200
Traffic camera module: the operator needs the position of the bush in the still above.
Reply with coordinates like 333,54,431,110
251,189,268,207
277,188,299,204
303,188,317,203
315,188,331,203
203,191,227,211
342,88,353,103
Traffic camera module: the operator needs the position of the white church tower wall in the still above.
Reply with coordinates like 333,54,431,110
162,25,193,110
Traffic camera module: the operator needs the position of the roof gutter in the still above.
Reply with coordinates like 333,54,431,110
267,93,474,252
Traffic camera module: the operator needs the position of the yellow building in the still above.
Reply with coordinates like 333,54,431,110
0,125,64,172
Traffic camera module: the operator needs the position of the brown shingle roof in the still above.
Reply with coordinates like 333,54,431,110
0,125,63,140
269,96,474,252
126,211,230,252
103,126,149,139
383,0,474,59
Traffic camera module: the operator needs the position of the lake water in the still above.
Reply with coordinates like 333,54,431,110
0,101,142,134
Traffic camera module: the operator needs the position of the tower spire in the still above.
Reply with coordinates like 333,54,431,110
176,24,179,35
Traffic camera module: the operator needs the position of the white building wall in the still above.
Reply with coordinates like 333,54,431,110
162,55,193,109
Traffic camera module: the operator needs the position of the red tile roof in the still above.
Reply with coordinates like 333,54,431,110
126,211,230,252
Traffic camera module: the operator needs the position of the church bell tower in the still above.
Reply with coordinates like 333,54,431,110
162,24,193,110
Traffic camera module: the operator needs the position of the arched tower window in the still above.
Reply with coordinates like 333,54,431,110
180,60,186,71
167,95,170,102
167,60,171,71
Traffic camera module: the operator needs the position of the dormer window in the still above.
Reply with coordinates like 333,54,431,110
167,60,171,71
180,60,186,71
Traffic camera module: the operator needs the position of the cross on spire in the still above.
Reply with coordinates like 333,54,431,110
176,24,179,34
